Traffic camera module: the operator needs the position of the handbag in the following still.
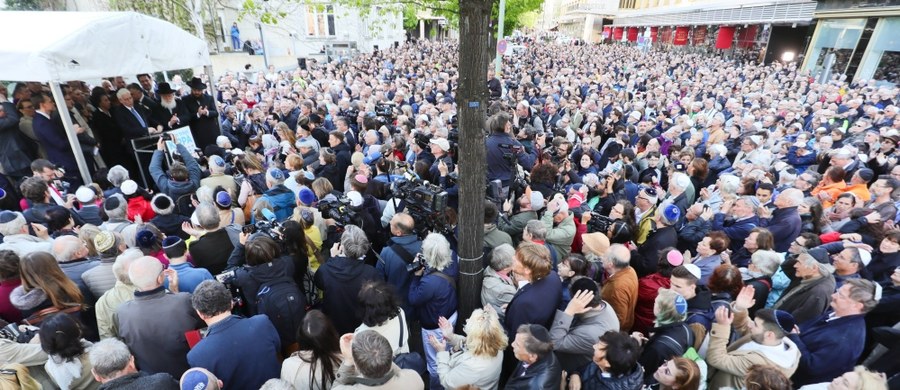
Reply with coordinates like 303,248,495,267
23,304,84,326
393,312,427,376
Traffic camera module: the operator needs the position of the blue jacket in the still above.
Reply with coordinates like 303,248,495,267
486,132,536,185
260,184,296,221
187,315,281,390
164,262,214,293
505,271,563,337
408,268,457,329
711,214,758,254
149,144,201,210
788,313,866,387
786,146,817,173
376,235,423,316
759,207,801,253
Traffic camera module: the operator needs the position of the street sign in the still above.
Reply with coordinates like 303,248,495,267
498,39,508,55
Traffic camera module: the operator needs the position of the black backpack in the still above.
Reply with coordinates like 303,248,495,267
175,193,195,217
255,276,306,346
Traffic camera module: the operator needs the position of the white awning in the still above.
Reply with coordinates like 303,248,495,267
0,11,210,82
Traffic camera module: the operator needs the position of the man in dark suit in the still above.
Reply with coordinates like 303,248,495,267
153,83,190,132
275,99,300,131
137,73,158,102
113,88,159,140
182,77,220,149
128,83,161,120
31,92,82,185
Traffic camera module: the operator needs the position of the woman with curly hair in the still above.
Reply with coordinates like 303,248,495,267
530,162,560,199
428,307,508,390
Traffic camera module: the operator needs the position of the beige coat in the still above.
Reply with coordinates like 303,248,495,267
332,362,424,390
706,308,801,389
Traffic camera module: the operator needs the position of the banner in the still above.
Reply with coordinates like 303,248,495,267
603,26,611,40
613,27,624,41
660,27,673,44
716,26,735,49
650,26,659,43
627,27,638,42
692,26,707,46
674,26,689,46
737,25,758,48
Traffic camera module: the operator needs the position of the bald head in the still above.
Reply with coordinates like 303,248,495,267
390,212,415,236
52,235,88,263
128,256,164,291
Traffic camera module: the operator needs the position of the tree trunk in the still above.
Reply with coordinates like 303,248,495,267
455,0,491,330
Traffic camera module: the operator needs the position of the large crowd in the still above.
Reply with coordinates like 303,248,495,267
0,35,898,390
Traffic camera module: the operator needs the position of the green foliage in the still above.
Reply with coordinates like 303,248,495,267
493,0,544,37
517,10,539,29
402,4,419,30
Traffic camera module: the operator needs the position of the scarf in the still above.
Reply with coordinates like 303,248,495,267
9,286,48,311
46,353,84,390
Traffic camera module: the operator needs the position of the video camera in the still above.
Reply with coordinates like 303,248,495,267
375,103,396,118
587,212,615,233
391,178,451,238
317,195,358,228
215,269,245,309
240,209,285,241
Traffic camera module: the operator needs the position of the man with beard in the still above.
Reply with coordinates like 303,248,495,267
154,83,190,132
182,77,220,149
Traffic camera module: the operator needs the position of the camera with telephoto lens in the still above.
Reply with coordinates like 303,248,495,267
214,270,245,308
375,103,396,118
587,212,615,233
406,253,426,273
317,196,358,228
1,322,40,343
241,219,285,241
390,178,451,238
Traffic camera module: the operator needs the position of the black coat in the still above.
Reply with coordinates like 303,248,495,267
631,226,677,277
91,109,130,167
188,228,234,275
313,256,379,334
182,93,220,149
152,98,191,132
506,353,562,390
638,322,693,384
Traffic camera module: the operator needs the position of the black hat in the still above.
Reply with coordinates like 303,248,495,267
151,194,174,215
157,82,176,95
806,247,830,264
103,196,122,211
187,77,207,90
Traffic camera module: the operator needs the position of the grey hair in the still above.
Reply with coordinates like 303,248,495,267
259,379,295,390
112,248,143,284
115,88,131,100
708,144,727,157
191,280,232,317
51,235,82,263
0,211,26,236
105,194,127,220
490,244,515,271
798,252,835,276
779,170,798,185
719,175,740,195
351,330,393,379
607,243,631,269
340,225,370,259
422,233,451,271
195,202,221,230
89,338,133,380
128,256,164,291
779,189,804,207
654,288,687,326
195,186,214,205
106,165,130,187
750,250,781,276
524,220,547,241
845,278,879,313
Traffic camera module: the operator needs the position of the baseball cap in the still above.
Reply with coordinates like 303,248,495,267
430,138,451,152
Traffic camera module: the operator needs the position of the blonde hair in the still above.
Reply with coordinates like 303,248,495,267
463,308,508,358
654,288,686,326
851,365,888,390
78,224,101,257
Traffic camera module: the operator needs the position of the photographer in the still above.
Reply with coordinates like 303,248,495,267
150,136,201,217
486,112,541,200
408,233,458,390
314,225,379,334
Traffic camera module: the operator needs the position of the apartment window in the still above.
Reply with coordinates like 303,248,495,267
307,5,335,36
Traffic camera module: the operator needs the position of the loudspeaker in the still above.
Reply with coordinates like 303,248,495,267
297,57,307,70
394,41,399,49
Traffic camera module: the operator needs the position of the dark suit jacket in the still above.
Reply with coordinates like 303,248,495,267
504,271,562,337
32,112,78,175
91,109,129,166
152,99,190,131
182,93,220,149
506,353,562,390
113,104,152,139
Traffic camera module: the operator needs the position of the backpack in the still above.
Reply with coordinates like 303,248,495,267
302,267,322,311
256,276,306,346
658,323,708,390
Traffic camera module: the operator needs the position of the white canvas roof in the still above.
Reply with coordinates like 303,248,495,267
0,11,210,82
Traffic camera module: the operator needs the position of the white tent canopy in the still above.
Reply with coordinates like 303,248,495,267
0,11,211,185
0,11,210,81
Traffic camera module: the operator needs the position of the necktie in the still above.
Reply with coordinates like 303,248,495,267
130,107,146,127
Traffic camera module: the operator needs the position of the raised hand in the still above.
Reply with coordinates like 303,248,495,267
733,285,756,312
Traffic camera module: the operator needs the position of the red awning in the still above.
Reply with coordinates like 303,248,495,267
737,25,758,48
613,27,624,40
716,26,735,49
692,26,707,46
650,26,659,43
627,27,638,42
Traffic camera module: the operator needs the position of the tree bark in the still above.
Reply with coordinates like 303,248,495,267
455,0,491,330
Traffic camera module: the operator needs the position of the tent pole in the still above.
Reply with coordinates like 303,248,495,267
49,82,92,186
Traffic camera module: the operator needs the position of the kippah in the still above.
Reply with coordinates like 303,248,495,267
674,294,688,315
528,324,551,343
162,236,183,249
104,196,121,211
93,231,116,253
0,211,18,224
135,229,156,249
215,191,232,208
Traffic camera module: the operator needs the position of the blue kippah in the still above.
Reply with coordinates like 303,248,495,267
674,294,688,315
